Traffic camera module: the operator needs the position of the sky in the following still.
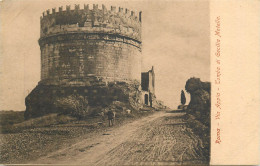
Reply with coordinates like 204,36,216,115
0,0,210,110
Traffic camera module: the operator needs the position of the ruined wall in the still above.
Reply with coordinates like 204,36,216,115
148,67,155,94
25,81,142,119
39,4,142,85
141,72,149,91
141,67,155,94
141,67,155,107
185,77,211,125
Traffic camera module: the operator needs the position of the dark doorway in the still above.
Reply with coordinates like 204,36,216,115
144,94,148,105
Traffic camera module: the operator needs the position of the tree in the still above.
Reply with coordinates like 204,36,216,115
181,90,186,105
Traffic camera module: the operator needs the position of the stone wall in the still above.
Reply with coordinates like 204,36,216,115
141,67,155,93
40,4,141,41
40,34,141,85
141,67,155,107
185,77,211,125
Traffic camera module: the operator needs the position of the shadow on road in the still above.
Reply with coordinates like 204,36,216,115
166,109,186,113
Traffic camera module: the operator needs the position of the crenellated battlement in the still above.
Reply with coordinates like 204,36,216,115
40,4,142,41
41,4,140,18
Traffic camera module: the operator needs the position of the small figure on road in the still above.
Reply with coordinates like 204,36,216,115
107,110,114,127
100,111,105,121
112,111,116,124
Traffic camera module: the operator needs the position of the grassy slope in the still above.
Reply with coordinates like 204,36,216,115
184,114,210,162
0,109,156,164
0,111,25,133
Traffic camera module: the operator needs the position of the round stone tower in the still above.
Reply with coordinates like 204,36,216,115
39,4,142,85
24,4,143,119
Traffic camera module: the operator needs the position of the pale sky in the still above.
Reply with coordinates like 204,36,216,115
0,0,210,110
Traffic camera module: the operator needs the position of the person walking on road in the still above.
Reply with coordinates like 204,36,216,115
107,110,114,127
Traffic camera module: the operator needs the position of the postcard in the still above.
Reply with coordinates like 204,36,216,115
0,0,259,165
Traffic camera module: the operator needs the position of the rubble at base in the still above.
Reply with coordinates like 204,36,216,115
25,80,164,120
185,77,211,125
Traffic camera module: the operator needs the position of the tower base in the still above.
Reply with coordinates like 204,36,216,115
24,81,143,119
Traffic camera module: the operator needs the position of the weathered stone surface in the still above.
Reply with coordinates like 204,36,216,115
141,67,155,107
185,77,210,125
40,5,142,41
39,34,141,86
25,81,143,119
39,4,142,86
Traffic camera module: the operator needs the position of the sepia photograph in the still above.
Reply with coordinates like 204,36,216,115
1,0,212,165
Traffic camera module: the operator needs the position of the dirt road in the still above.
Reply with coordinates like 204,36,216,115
32,111,208,165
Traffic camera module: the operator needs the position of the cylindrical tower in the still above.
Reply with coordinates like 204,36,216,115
39,4,142,85
24,4,143,119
